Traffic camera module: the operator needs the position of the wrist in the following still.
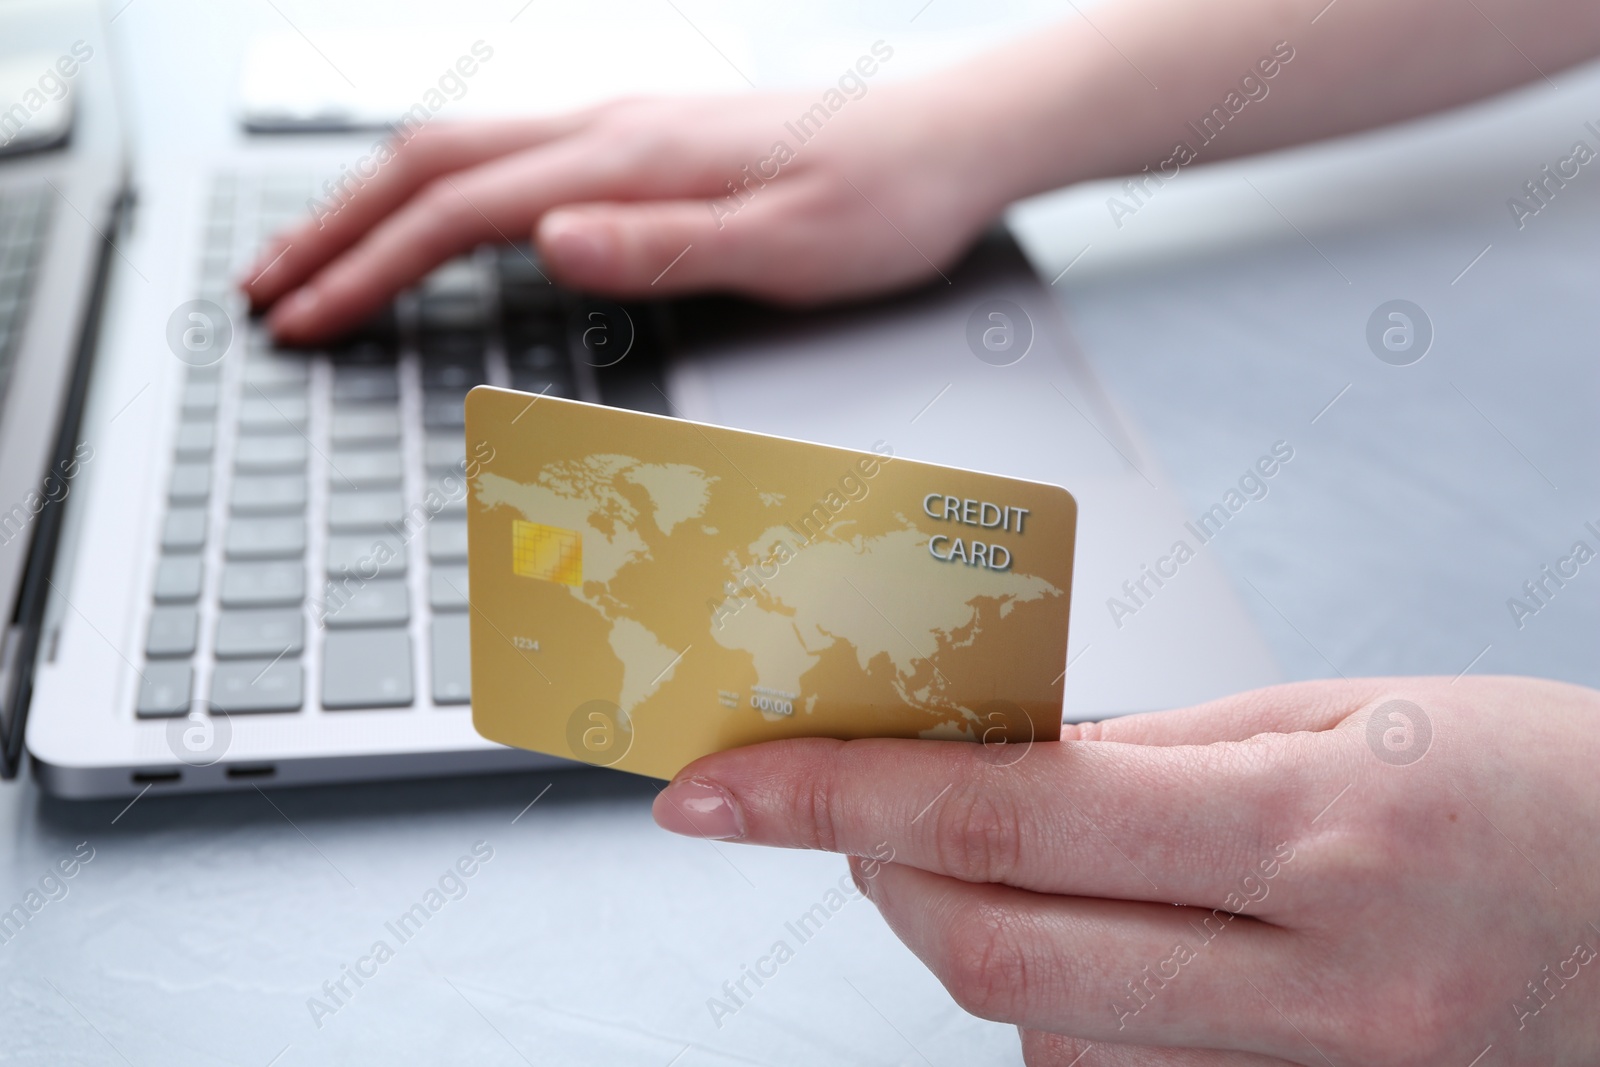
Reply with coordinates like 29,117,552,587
914,24,1142,214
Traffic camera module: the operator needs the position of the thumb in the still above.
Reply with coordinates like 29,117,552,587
1071,678,1391,746
536,200,749,297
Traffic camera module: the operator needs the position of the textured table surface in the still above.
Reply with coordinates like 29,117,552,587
3,2,1597,1064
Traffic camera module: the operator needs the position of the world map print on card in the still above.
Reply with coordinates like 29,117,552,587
466,388,1076,780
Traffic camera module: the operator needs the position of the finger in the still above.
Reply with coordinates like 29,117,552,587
536,200,754,297
654,732,1327,907
265,138,625,342
859,861,1305,1055
1066,679,1395,747
534,186,927,302
1019,1029,1295,1067
240,116,588,309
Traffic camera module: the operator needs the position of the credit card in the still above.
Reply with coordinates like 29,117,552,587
465,386,1076,779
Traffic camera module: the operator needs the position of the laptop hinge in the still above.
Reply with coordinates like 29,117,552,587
0,624,22,767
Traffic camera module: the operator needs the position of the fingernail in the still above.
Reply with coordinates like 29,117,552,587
655,776,744,840
541,213,610,277
269,286,319,334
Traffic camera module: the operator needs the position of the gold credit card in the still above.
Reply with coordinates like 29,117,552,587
465,386,1076,779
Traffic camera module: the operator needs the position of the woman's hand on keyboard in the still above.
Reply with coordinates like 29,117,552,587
241,0,1600,345
652,676,1600,1065
239,80,1011,344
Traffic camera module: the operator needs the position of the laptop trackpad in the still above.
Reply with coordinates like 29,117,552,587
666,232,1140,490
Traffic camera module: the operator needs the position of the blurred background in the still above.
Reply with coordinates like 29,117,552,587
2,1,1597,1064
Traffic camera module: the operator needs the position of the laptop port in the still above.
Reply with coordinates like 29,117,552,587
131,769,181,785
225,764,276,780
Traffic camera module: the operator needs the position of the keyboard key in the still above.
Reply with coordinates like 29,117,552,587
509,369,574,398
507,341,565,371
323,629,413,709
421,357,485,390
243,357,309,393
423,434,465,472
239,395,309,432
181,380,220,414
168,462,211,504
424,470,469,512
225,517,305,559
332,315,398,348
419,293,487,333
328,490,402,531
196,282,234,306
220,561,304,607
202,218,232,245
174,420,216,459
417,332,483,363
419,259,486,324
498,244,552,285
196,281,233,308
330,339,396,364
258,180,306,208
230,474,307,514
429,565,469,610
427,520,468,563
201,252,233,279
431,614,471,704
422,390,467,429
162,508,208,552
331,367,398,403
136,662,192,718
324,577,409,629
215,609,304,659
502,309,563,347
210,659,303,713
572,303,637,367
146,606,198,658
329,450,402,487
331,408,400,446
326,532,406,577
198,249,231,281
153,554,204,602
429,494,467,520
235,435,308,471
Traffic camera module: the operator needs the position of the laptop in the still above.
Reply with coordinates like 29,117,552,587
7,1,1278,798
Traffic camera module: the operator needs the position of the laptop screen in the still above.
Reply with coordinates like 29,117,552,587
0,0,124,777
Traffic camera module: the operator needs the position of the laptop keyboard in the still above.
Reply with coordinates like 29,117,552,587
136,171,601,721
0,185,52,415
